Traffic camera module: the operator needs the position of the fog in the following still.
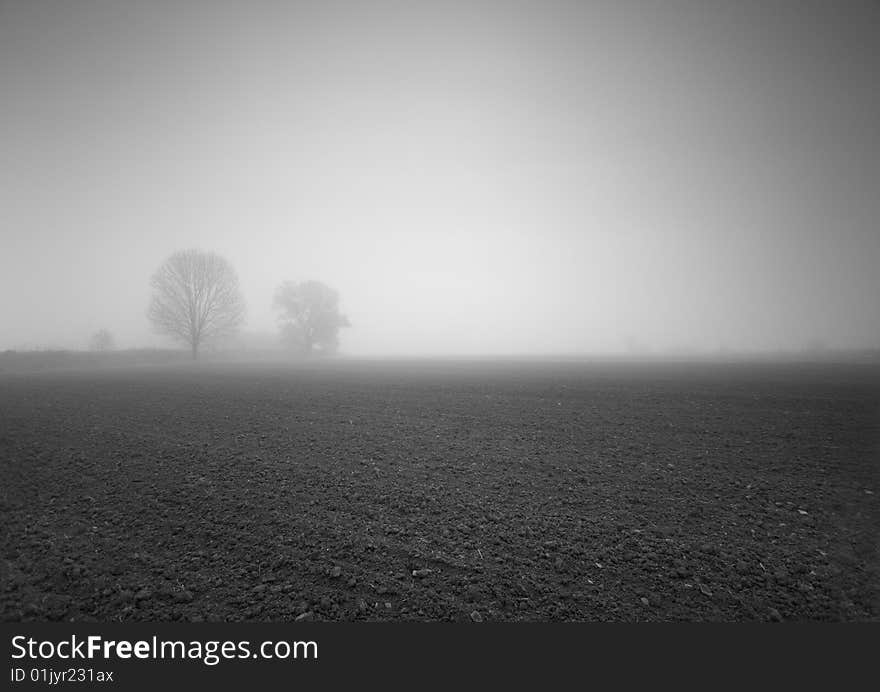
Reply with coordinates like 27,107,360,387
1,0,878,355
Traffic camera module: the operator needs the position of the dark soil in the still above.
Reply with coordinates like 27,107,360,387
1,359,877,621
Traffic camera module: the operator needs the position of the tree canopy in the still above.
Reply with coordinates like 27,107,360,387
147,249,245,359
274,280,350,355
89,329,114,352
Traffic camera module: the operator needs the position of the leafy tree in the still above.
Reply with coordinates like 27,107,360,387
274,280,350,355
89,329,115,352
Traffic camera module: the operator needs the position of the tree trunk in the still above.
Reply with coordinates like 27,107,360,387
191,342,198,360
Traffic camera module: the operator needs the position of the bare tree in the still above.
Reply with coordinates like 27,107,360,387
148,249,246,359
274,280,350,356
89,329,115,352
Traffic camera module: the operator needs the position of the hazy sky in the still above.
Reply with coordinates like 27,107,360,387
2,0,878,354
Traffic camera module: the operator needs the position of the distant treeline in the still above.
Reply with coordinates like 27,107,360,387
0,348,195,374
